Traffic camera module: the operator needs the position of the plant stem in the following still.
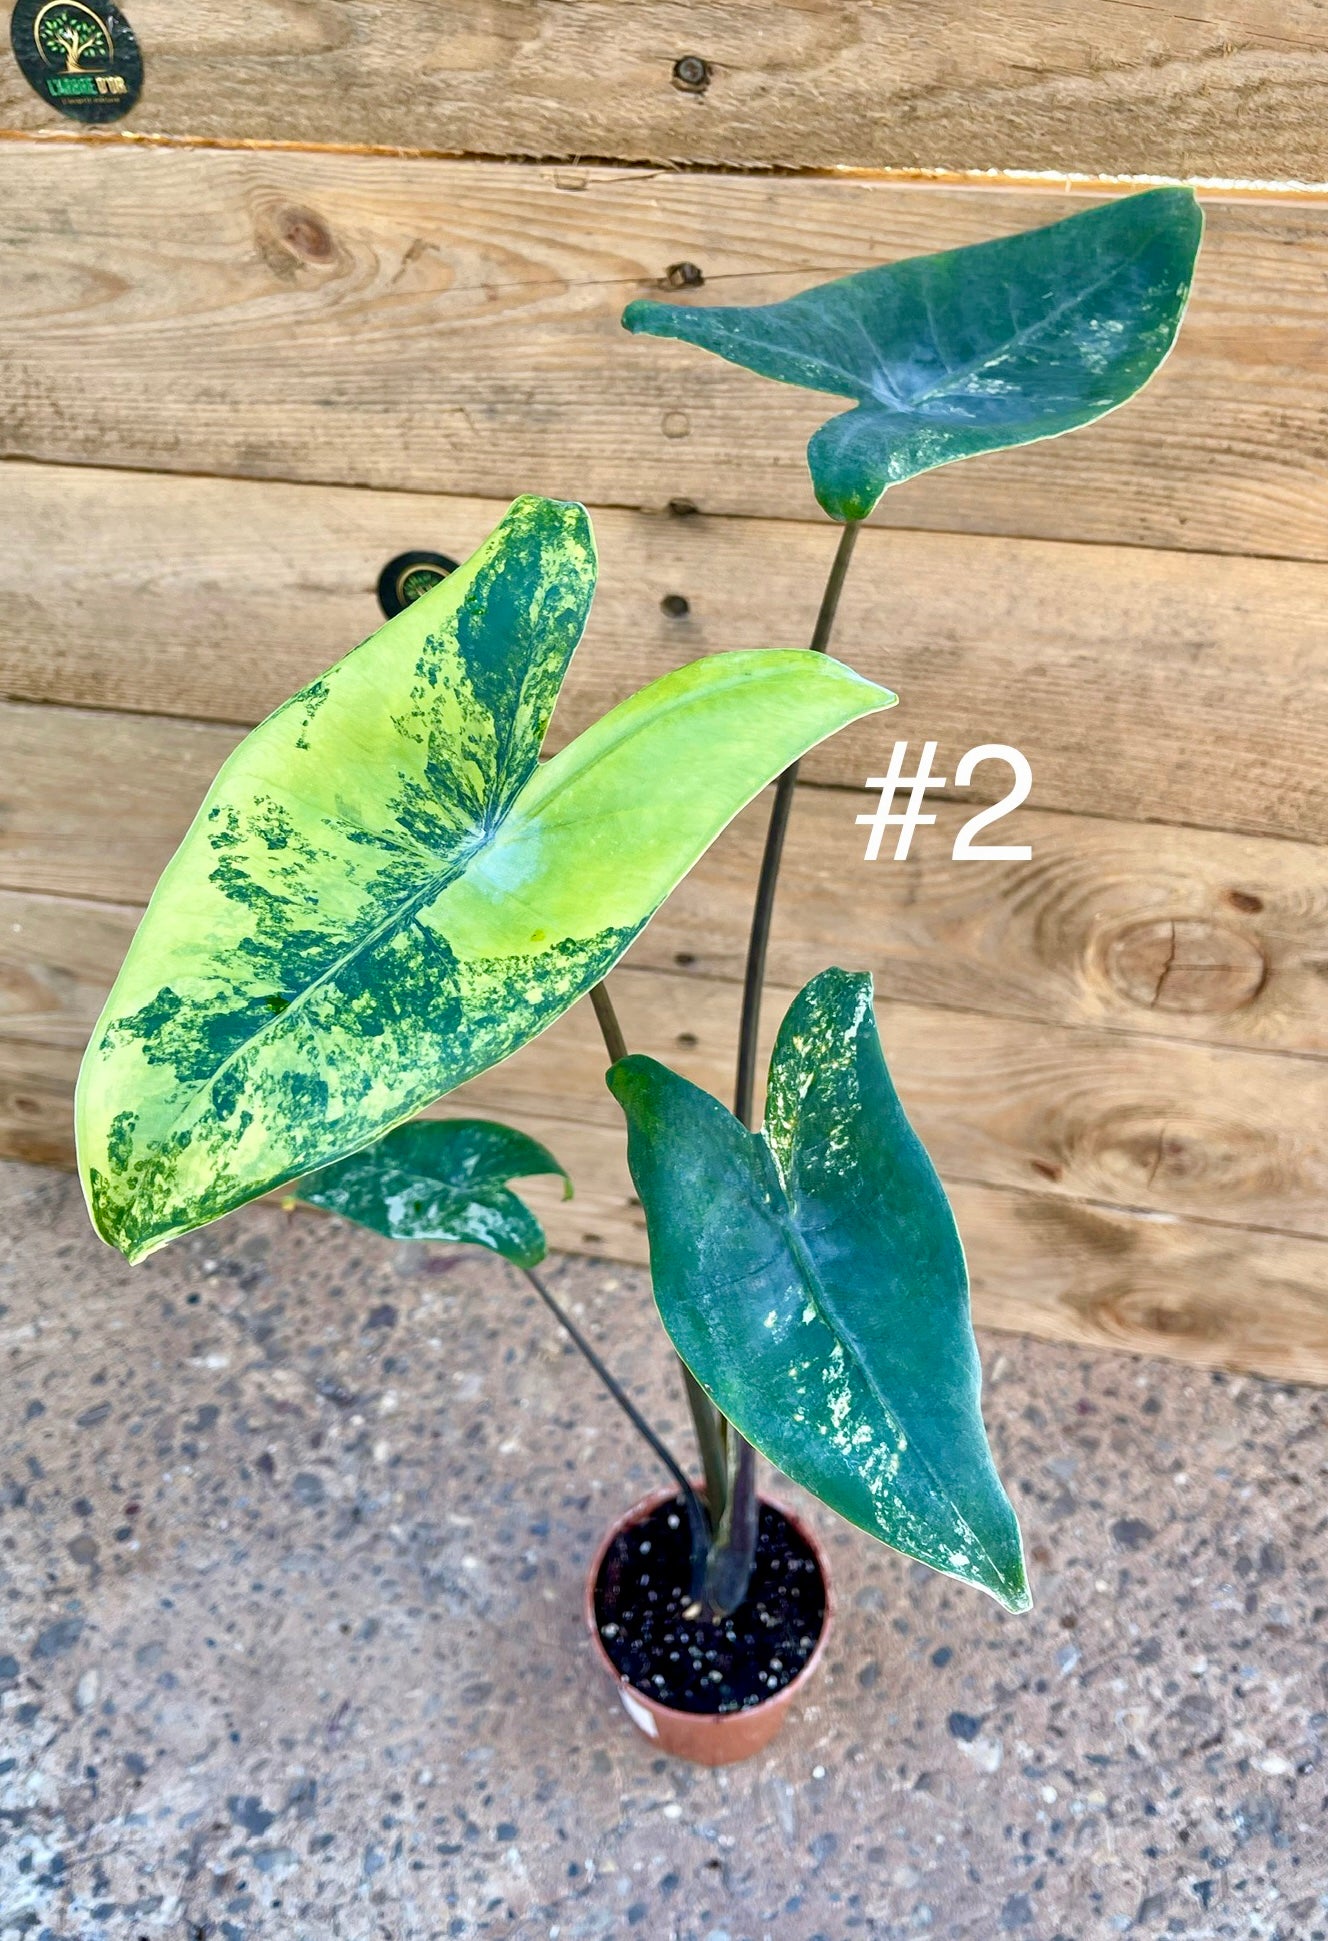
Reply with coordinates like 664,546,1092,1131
709,518,863,1617
589,981,627,1065
682,1363,729,1525
706,1435,759,1616
587,976,726,1537
589,509,859,1618
523,1264,710,1599
733,519,861,1127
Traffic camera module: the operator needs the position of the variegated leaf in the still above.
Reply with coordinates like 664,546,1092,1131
295,1118,568,1268
610,969,1028,1611
623,188,1202,522
77,496,895,1262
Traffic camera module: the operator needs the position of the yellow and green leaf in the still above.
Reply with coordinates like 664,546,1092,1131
77,496,895,1262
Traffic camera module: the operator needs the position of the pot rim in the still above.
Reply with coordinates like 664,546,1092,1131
583,1479,836,1726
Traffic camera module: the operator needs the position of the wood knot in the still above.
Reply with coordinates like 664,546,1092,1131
257,204,339,277
278,206,335,262
1104,918,1266,1016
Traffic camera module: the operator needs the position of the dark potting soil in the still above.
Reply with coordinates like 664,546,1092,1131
594,1496,826,1714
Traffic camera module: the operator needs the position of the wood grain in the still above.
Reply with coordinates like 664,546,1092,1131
5,699,1326,1054
650,801,1328,1060
0,704,243,904
4,778,1326,1061
3,882,1323,1238
947,1181,1328,1388
1,153,1324,560
436,966,1328,1240
0,2,1323,182
0,1037,82,1171
3,465,1325,843
512,1121,1328,1390
0,890,141,1048
8,1038,1327,1386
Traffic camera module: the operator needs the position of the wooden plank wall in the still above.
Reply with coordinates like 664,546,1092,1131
1,5,1325,1383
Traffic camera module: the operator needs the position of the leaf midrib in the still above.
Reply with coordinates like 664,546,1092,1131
879,228,1162,413
162,535,578,1132
778,224,1161,413
758,1125,1014,1593
167,822,489,1133
167,656,848,1133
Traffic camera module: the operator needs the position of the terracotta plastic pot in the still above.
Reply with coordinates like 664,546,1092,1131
584,1483,834,1766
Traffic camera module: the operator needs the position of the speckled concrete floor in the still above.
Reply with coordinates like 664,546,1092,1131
1,1158,1325,1941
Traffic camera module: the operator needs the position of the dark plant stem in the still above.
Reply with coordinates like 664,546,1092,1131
682,1363,729,1525
706,1436,759,1616
709,518,863,1617
734,519,861,1127
588,977,727,1542
523,1264,710,1599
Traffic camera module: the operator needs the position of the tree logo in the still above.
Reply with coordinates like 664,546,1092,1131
10,0,142,122
36,3,111,71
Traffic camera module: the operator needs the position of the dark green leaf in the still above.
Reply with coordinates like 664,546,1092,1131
609,969,1028,1610
295,1118,568,1268
624,187,1202,522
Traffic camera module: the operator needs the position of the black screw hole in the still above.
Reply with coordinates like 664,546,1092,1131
672,55,712,92
377,550,460,619
673,951,696,966
667,497,699,518
665,261,705,289
660,592,690,618
676,1031,698,1048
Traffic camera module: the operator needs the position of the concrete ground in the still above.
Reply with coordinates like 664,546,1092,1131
1,1157,1325,1941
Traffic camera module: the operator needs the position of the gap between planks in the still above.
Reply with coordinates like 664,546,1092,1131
6,946,1327,1239
1,130,1325,199
4,841,1327,1067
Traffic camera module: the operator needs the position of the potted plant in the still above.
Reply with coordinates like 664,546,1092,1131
75,187,1201,1764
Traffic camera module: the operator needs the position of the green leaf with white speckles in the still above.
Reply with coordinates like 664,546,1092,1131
294,1118,569,1268
609,969,1028,1611
623,187,1201,522
77,496,895,1264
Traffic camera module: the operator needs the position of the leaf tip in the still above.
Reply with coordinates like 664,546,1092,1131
620,298,656,335
113,1227,160,1268
975,1531,1032,1615
992,1574,1034,1617
815,480,884,526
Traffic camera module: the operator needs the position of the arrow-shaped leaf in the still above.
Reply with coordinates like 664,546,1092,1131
77,495,895,1263
295,1117,568,1268
609,968,1028,1611
624,187,1201,522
